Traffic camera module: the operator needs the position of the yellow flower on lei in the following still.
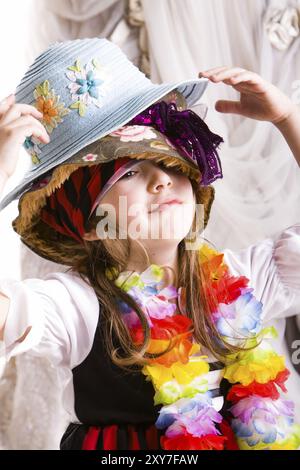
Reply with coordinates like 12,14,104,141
142,353,209,389
224,346,286,386
153,375,209,406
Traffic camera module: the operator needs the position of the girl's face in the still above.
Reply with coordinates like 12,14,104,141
84,160,196,246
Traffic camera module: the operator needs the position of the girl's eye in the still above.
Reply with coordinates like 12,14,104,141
120,170,137,179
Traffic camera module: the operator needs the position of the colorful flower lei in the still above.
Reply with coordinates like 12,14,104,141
106,243,300,450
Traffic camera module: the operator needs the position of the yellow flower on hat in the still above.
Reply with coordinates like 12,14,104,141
34,80,70,134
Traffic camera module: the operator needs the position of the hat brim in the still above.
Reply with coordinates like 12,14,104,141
0,79,208,212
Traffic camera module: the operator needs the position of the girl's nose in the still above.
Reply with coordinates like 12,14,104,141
148,165,173,193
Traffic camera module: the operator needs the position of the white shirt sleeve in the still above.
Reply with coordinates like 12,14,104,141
223,224,300,324
0,271,99,369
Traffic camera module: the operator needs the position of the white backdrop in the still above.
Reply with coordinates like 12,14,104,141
143,0,300,251
0,0,35,280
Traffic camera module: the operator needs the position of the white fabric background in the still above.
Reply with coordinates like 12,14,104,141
143,0,300,250
0,0,299,449
0,0,141,450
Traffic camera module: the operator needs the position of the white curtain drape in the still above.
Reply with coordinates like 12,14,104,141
27,0,141,67
1,0,299,449
143,0,300,251
0,0,140,450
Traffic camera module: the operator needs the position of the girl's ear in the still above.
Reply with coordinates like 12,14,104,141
82,228,99,241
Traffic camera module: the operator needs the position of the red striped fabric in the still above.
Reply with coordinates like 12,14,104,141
145,424,160,449
128,425,141,450
82,426,101,450
102,425,118,450
80,424,161,450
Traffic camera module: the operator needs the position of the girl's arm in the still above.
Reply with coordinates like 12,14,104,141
274,106,300,167
199,67,300,166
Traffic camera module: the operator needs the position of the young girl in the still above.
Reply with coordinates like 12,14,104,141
0,39,300,451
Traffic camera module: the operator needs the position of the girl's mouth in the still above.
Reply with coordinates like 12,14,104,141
149,200,183,213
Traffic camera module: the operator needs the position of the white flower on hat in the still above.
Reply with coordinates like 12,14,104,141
66,58,110,117
109,125,156,142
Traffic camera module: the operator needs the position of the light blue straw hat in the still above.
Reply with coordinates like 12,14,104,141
0,37,209,211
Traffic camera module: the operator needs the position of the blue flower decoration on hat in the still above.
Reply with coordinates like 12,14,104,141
66,58,110,116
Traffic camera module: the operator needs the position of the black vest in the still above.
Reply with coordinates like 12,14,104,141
72,306,160,425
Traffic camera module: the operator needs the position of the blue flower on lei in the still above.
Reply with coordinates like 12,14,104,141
230,396,295,447
156,392,223,437
212,287,263,344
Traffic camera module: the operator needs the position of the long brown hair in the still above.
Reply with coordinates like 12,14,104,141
64,179,247,371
